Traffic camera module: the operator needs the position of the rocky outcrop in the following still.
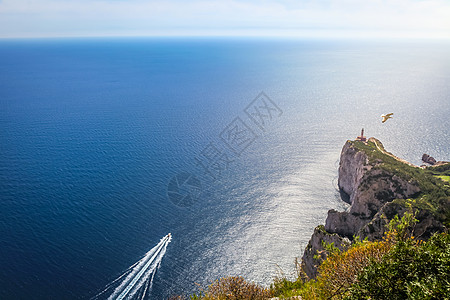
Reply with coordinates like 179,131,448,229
422,154,449,167
301,225,350,279
422,154,437,165
301,138,445,279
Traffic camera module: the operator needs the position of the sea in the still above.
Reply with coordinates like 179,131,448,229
1,37,449,299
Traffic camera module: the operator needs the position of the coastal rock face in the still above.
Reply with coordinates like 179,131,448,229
325,209,367,238
337,141,371,202
326,141,420,238
301,225,350,279
301,138,443,279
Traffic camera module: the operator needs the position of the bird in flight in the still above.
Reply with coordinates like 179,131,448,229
381,113,394,123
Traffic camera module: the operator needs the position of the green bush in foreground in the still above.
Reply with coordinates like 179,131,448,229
347,231,450,300
190,276,272,300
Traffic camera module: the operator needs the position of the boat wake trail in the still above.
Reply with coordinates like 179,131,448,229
91,233,172,300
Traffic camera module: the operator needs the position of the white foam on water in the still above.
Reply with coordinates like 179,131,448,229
91,234,171,300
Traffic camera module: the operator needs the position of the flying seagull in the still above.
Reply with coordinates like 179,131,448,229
381,113,394,123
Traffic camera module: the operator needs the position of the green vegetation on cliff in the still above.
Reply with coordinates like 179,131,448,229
352,139,450,226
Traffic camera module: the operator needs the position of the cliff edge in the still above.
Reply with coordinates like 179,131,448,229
302,137,450,279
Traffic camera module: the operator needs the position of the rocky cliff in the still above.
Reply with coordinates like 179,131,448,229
301,225,350,279
301,138,449,279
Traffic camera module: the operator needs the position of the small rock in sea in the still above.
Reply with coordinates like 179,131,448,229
422,153,437,165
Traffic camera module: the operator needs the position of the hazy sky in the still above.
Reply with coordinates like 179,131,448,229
1,0,450,38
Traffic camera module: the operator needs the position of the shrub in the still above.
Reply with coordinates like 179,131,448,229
191,276,272,300
270,277,304,298
347,231,450,300
316,238,392,299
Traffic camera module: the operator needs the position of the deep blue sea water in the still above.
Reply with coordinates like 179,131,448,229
1,37,449,299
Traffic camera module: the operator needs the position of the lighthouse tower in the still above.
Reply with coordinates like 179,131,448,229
356,128,367,142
